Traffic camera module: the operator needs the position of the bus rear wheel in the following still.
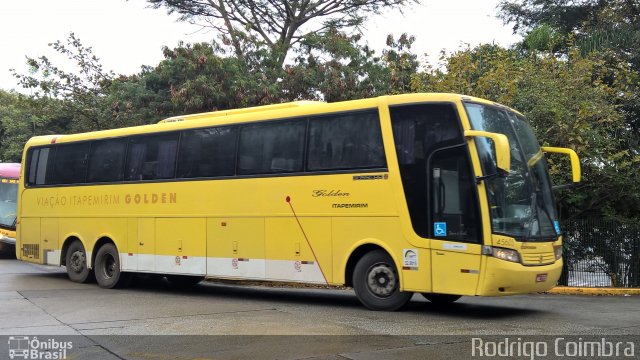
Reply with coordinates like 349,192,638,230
353,250,412,311
94,243,130,289
65,240,93,283
421,293,461,305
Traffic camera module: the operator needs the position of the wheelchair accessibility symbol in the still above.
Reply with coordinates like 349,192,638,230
434,222,447,237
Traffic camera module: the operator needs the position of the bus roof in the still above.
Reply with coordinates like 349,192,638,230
158,101,326,124
23,93,523,148
0,163,21,179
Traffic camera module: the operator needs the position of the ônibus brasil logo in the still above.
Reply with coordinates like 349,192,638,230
8,336,72,360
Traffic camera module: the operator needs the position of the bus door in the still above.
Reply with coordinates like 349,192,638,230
390,103,482,295
428,145,482,295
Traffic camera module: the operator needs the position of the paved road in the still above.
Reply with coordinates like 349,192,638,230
1,257,639,359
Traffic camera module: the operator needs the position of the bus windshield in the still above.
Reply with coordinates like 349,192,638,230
0,180,18,229
465,102,558,241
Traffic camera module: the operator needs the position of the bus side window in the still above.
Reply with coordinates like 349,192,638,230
51,143,91,185
27,149,40,185
125,134,179,181
177,126,237,178
35,148,52,185
307,111,386,171
237,119,305,175
87,138,127,183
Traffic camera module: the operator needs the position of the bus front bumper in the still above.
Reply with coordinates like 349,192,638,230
0,235,16,253
0,235,16,245
477,256,563,296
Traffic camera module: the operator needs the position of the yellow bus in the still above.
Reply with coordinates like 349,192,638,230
0,163,20,256
16,93,580,310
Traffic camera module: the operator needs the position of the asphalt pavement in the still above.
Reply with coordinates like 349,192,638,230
1,257,638,359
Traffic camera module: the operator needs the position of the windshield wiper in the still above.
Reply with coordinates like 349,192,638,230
527,150,544,168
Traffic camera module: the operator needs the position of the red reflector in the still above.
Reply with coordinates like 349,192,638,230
536,273,548,282
182,256,188,259
128,253,133,256
51,137,58,144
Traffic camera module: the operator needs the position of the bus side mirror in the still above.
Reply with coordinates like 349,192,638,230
464,130,511,176
541,146,581,187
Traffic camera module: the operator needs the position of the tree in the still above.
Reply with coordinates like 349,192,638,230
0,90,68,162
145,0,416,67
281,30,418,102
497,0,640,223
499,1,640,65
412,44,639,222
11,33,124,132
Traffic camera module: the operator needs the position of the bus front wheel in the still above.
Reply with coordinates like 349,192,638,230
94,243,130,289
353,250,412,311
65,241,93,283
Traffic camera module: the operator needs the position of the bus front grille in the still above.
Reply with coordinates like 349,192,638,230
22,244,40,259
521,252,555,265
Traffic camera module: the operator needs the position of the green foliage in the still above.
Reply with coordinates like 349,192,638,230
10,33,124,133
496,0,640,223
0,90,68,161
3,0,638,227
282,30,417,101
413,44,639,222
523,24,563,52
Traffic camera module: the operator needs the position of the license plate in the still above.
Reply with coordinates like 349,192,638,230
536,273,548,282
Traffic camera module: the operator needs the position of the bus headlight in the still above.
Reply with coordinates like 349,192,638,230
554,245,562,260
483,246,521,263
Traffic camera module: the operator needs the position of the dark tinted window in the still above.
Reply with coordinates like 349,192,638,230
27,148,53,185
27,149,40,185
308,111,386,171
87,138,127,183
390,103,465,238
125,134,179,181
178,126,237,178
34,148,52,185
430,146,479,242
238,120,306,175
51,143,90,184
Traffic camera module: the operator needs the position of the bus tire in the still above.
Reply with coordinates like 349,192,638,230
65,240,93,283
353,250,412,311
165,275,204,288
421,293,461,305
94,243,130,289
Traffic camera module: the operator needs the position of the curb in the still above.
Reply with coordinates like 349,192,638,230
546,286,640,296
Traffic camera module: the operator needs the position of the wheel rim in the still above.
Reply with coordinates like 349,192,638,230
101,253,116,279
366,262,396,298
69,250,85,274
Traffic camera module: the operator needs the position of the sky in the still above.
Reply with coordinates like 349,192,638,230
0,0,521,92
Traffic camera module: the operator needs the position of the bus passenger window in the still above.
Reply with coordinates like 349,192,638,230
87,139,127,183
51,143,91,184
237,120,305,175
27,149,40,185
177,126,237,178
307,111,386,171
125,134,179,181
